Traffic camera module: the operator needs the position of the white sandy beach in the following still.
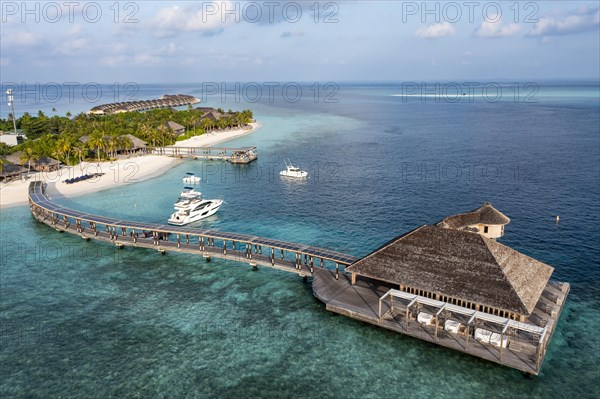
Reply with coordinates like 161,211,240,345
0,155,180,208
171,122,259,147
0,122,262,209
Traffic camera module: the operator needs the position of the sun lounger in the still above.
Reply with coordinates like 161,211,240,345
474,328,508,348
417,312,434,325
444,320,462,334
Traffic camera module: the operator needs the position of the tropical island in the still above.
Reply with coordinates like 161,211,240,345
0,104,255,179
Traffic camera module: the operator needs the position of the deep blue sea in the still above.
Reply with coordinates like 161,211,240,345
1,81,599,398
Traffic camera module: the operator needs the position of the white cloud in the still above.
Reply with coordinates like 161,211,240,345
3,32,40,46
474,17,521,38
133,52,161,64
281,31,305,38
151,3,232,37
415,22,455,39
527,6,599,37
55,38,89,55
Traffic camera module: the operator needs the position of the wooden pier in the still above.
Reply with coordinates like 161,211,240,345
312,268,569,375
28,182,353,278
150,146,258,164
27,181,568,375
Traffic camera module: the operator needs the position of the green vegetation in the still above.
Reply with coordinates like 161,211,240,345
0,108,253,166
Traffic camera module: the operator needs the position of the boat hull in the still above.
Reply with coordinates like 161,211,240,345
168,200,223,225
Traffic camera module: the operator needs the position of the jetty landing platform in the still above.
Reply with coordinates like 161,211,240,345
312,268,569,375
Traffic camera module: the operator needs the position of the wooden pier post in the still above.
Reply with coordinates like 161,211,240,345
310,256,314,273
335,263,339,280
223,240,227,255
320,258,324,268
177,234,181,248
271,248,275,266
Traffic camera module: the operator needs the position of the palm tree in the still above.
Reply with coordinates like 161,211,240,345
0,158,5,173
138,124,154,146
88,131,106,163
200,118,213,133
106,136,119,159
155,124,172,147
119,136,133,155
72,141,87,170
20,147,39,175
55,137,72,164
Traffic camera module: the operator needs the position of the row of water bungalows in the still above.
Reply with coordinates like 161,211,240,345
88,94,200,115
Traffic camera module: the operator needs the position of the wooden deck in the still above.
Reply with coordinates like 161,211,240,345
311,268,569,375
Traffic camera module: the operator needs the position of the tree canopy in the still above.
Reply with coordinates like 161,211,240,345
0,107,254,165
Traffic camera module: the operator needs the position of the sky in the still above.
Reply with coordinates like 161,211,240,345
1,1,599,83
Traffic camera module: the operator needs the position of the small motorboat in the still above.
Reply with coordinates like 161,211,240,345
280,159,308,178
183,173,201,184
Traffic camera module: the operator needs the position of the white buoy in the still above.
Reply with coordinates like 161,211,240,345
556,215,560,223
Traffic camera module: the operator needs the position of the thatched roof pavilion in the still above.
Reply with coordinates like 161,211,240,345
163,121,186,136
121,134,146,150
4,152,23,165
437,202,510,239
346,203,554,321
0,161,26,180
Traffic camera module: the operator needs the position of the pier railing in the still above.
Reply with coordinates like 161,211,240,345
28,181,355,277
148,146,258,164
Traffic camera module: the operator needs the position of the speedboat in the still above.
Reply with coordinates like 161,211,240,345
280,159,308,178
183,173,201,184
168,198,223,225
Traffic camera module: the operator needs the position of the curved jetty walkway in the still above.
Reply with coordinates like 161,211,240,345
28,181,568,375
28,182,356,277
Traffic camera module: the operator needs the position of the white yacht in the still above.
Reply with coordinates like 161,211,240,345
182,173,201,184
168,198,223,225
280,160,308,178
168,188,223,225
180,187,201,199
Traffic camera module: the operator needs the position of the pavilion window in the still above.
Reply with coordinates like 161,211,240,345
484,226,489,233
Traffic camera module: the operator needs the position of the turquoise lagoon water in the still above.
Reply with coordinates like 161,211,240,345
1,82,599,398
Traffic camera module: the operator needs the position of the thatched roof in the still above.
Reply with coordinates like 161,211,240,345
163,121,185,133
0,162,26,177
194,107,216,113
122,134,146,149
201,111,223,121
345,225,553,315
79,135,90,144
438,202,510,230
35,157,59,167
4,152,23,164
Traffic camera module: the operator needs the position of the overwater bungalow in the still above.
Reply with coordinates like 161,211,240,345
88,94,199,115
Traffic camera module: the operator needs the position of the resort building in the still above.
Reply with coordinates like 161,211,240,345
88,94,199,115
2,152,60,172
163,121,186,136
314,203,569,374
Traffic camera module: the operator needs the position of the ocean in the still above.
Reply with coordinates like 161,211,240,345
1,81,599,398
